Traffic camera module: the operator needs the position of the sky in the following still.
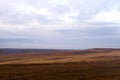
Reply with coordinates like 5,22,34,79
0,0,120,49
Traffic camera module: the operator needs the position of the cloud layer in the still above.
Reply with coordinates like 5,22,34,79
0,0,120,49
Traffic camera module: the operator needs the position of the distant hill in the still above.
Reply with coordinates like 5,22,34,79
0,48,120,54
0,49,67,54
87,48,120,51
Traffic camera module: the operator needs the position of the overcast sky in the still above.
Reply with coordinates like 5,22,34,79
0,0,120,49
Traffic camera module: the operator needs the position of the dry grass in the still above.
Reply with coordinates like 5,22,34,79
0,50,120,64
0,60,120,80
0,50,120,80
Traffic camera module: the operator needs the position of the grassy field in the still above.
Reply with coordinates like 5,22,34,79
0,50,120,65
0,49,120,80
0,60,120,80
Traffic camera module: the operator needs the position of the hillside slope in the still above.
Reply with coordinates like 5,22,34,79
0,48,120,65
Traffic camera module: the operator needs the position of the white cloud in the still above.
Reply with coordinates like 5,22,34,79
57,10,79,23
0,0,120,49
16,4,52,18
92,7,120,23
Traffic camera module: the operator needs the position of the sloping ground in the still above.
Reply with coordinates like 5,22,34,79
0,60,120,80
0,49,120,80
0,49,120,65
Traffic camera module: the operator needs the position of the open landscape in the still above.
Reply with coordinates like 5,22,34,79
0,0,120,80
0,48,120,80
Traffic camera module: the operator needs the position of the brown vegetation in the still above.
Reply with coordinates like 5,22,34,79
0,49,120,64
0,49,120,80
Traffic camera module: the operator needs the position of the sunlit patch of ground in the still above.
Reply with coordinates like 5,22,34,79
0,50,120,64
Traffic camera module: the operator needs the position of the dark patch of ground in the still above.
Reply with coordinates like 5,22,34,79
0,60,120,80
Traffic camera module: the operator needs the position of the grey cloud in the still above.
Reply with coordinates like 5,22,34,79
0,0,120,49
56,25,120,39
0,38,43,43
